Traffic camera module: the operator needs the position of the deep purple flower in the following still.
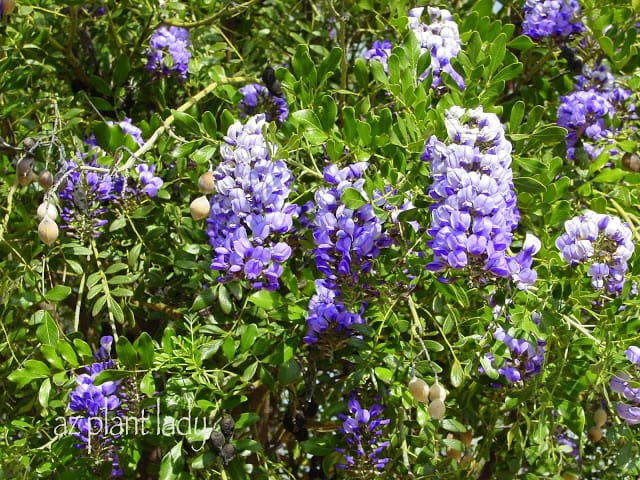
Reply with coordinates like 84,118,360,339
556,210,634,294
238,83,288,125
136,164,163,197
610,347,640,425
364,40,393,73
522,0,584,40
146,26,191,80
423,106,539,289
206,115,296,290
109,117,144,147
483,326,545,384
336,395,390,474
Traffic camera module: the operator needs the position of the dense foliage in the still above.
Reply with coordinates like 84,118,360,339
1,1,640,479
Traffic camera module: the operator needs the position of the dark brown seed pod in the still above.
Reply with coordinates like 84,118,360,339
210,430,226,452
220,443,236,465
38,171,54,191
16,156,34,186
220,415,235,438
622,153,640,172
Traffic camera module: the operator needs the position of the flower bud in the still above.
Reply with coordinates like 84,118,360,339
593,408,607,427
408,376,430,403
198,171,215,194
37,202,58,221
38,216,59,246
190,195,210,220
429,382,447,401
38,170,54,191
428,399,446,420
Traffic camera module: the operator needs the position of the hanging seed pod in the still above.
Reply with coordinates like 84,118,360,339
210,431,226,453
588,426,603,443
593,408,607,427
16,156,34,186
446,447,462,462
198,171,215,194
220,415,235,439
408,377,430,403
38,216,59,246
460,430,473,447
38,170,54,191
622,153,640,172
190,195,210,220
428,399,446,420
429,382,447,402
37,202,58,221
220,443,236,465
2,0,16,16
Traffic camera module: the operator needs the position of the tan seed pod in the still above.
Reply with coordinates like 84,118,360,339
407,377,430,403
2,0,15,16
38,171,54,191
190,195,210,221
37,202,58,221
428,399,446,420
460,430,473,447
593,408,607,427
38,216,59,246
446,447,462,462
622,153,640,172
429,382,447,401
588,426,602,443
198,171,215,194
16,157,34,186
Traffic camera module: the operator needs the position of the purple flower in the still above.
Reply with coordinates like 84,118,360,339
363,40,393,73
408,7,464,90
423,106,539,289
610,348,640,425
206,115,296,290
335,395,390,474
108,117,144,147
136,164,163,197
556,210,634,294
146,26,191,80
522,0,584,40
238,83,288,125
483,327,545,385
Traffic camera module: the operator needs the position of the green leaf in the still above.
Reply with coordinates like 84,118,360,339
113,55,130,86
442,418,467,433
41,345,64,371
374,366,393,384
218,285,232,314
450,360,464,388
291,109,328,145
592,168,627,183
159,441,185,480
513,177,547,194
56,340,79,368
8,360,50,388
222,336,235,363
134,332,155,369
116,336,137,369
292,44,317,86
171,110,200,136
240,324,259,353
340,187,367,210
44,285,72,302
278,359,301,385
507,35,535,51
140,371,156,397
36,312,59,346
202,111,217,136
248,290,284,310
38,378,51,409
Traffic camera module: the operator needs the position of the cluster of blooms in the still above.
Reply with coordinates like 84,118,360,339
304,162,391,343
67,336,123,478
559,63,636,160
407,7,464,90
363,40,392,73
206,114,296,290
238,83,288,125
335,394,390,474
610,346,640,425
554,426,581,462
521,0,584,40
555,210,634,294
422,106,540,289
482,327,545,384
146,26,191,80
59,119,163,239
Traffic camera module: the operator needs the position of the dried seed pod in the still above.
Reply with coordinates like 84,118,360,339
2,0,16,16
429,382,447,402
220,443,236,465
38,216,59,246
220,415,235,439
37,202,58,221
588,426,603,443
16,156,34,186
190,195,210,220
38,171,54,191
408,377,430,403
428,399,446,420
198,171,215,194
446,447,462,462
622,153,640,172
460,430,473,447
593,408,607,427
210,431,226,452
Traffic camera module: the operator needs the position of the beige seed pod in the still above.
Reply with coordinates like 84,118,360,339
37,202,58,221
593,408,607,427
428,399,446,420
190,195,210,221
38,171,54,191
588,426,603,443
38,216,59,246
407,377,430,403
429,382,447,402
198,171,215,194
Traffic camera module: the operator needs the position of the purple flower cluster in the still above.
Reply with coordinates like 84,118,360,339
407,7,464,90
335,395,390,474
59,120,162,239
482,327,545,384
522,0,584,40
556,210,634,294
363,40,392,73
238,83,288,125
559,63,636,160
610,346,640,425
146,26,191,80
422,106,540,289
206,114,296,290
554,426,581,462
304,162,391,343
68,336,123,478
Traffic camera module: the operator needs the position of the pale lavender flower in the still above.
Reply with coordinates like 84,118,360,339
146,26,191,80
